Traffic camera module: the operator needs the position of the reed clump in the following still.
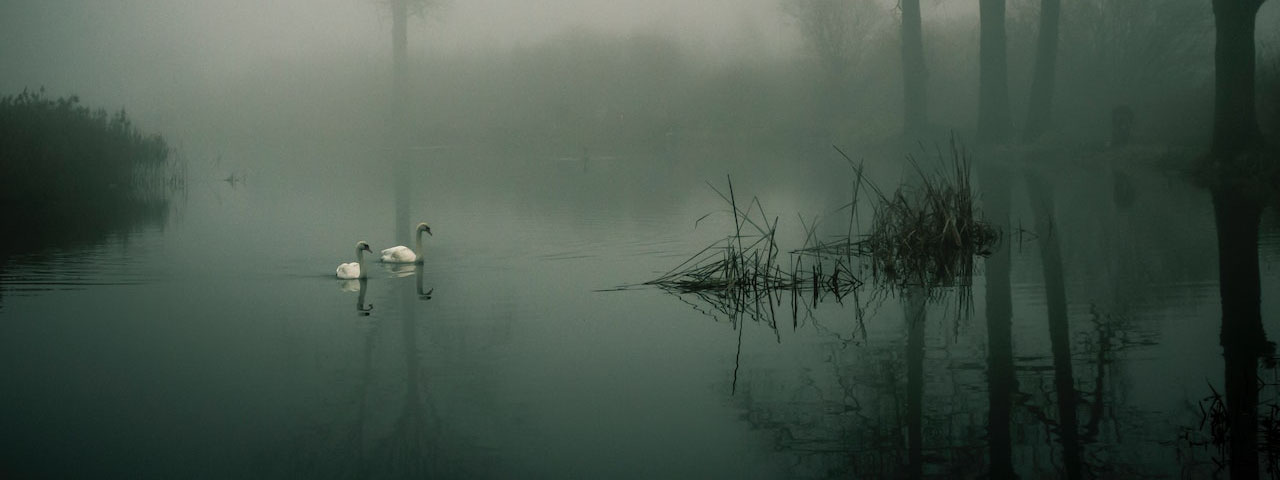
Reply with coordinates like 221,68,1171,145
644,177,864,329
854,140,999,289
788,140,998,292
646,177,795,295
647,139,996,323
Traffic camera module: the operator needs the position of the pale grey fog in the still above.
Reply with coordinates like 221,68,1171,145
2,0,1280,478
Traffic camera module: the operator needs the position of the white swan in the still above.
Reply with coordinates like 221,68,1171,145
380,223,432,264
337,241,373,279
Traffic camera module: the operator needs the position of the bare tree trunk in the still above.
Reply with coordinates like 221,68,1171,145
901,0,928,137
1208,2,1269,478
1211,0,1265,156
392,0,409,118
977,0,1011,145
1023,0,1060,142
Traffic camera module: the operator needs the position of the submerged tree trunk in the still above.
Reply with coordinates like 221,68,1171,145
904,288,926,479
1224,343,1261,479
977,0,1011,145
1026,173,1082,480
981,165,1015,480
1215,188,1266,480
901,0,928,137
371,281,431,477
1213,192,1266,358
1023,0,1060,142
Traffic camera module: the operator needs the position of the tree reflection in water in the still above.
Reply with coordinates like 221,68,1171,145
269,272,502,478
651,162,1193,477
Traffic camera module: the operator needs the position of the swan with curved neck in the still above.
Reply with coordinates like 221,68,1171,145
380,223,432,264
336,241,373,279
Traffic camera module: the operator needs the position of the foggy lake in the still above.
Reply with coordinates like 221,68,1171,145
3,0,1280,478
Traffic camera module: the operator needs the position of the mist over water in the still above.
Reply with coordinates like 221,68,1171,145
3,0,1280,478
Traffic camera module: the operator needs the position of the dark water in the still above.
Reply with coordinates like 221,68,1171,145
2,144,1278,478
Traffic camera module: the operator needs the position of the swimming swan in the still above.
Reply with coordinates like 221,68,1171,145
337,241,373,279
380,223,432,264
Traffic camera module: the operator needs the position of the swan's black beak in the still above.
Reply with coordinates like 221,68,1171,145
426,226,433,236
362,245,373,252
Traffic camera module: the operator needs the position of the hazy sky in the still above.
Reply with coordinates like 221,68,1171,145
0,0,829,145
0,0,801,101
425,0,793,53
1,0,794,66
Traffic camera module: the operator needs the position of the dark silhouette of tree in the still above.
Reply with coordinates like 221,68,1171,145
977,0,1011,144
900,0,928,137
387,0,446,121
783,0,880,83
1023,0,1060,141
391,0,408,117
783,0,885,122
1204,0,1271,477
1211,0,1266,156
383,0,444,245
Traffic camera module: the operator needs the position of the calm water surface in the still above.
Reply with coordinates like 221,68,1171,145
2,144,1278,478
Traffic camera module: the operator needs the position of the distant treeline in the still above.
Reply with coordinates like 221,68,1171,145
171,3,1278,154
412,30,879,152
0,89,175,251
404,18,1244,151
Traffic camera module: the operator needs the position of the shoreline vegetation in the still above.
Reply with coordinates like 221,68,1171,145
0,88,182,252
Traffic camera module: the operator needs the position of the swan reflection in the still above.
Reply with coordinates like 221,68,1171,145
416,266,433,301
356,279,373,315
339,279,361,292
339,278,373,315
382,262,417,278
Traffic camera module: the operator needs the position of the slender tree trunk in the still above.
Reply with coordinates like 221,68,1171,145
1023,0,1060,142
391,0,411,246
393,155,411,245
1026,173,1082,480
981,165,1016,480
901,0,928,137
392,0,409,121
977,0,1011,145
